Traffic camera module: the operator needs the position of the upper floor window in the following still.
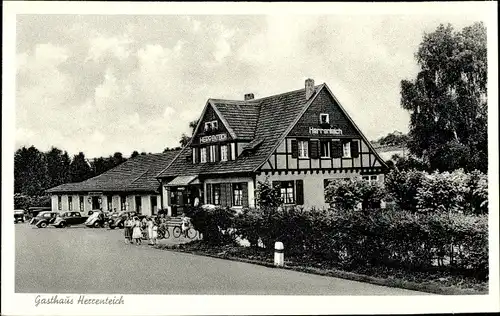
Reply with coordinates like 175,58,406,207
221,145,228,161
298,140,309,158
200,147,207,163
209,145,217,162
343,141,351,158
320,113,329,125
320,140,330,158
204,120,218,132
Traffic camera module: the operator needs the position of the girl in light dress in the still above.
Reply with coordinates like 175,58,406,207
146,217,154,245
151,222,158,245
132,217,143,245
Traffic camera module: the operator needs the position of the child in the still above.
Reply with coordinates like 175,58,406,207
132,217,142,245
151,223,158,245
181,213,191,238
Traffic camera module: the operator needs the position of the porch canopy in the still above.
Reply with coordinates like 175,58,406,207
166,175,200,187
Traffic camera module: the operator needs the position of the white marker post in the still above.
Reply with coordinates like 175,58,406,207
274,241,284,267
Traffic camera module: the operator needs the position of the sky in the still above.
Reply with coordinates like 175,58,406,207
14,5,490,158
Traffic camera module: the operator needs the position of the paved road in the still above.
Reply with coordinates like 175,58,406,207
15,223,427,295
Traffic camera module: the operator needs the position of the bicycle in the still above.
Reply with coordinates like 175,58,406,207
172,225,198,239
157,224,170,239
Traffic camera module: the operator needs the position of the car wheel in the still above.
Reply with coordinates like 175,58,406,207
109,224,115,229
93,222,101,228
39,222,48,228
60,222,67,228
118,222,124,229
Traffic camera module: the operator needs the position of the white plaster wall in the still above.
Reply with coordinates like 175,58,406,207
51,195,58,211
256,171,361,209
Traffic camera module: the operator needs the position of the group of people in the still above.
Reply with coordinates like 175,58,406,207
123,213,191,245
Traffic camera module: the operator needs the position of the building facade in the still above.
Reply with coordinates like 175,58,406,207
156,79,387,214
46,152,179,216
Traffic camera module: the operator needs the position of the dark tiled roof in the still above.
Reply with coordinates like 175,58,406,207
157,86,322,177
211,100,261,140
46,151,180,194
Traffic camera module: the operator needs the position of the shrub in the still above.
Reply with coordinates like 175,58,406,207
14,193,51,210
464,170,488,214
186,206,236,245
416,169,469,213
324,178,385,210
255,178,283,207
385,169,426,211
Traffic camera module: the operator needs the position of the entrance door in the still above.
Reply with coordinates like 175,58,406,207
135,196,142,214
91,196,100,210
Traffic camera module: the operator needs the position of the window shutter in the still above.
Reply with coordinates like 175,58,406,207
295,180,304,205
331,140,342,158
227,144,232,160
226,183,233,207
309,140,319,159
206,184,212,204
216,145,221,162
291,140,298,158
220,184,227,206
351,140,359,158
241,182,249,207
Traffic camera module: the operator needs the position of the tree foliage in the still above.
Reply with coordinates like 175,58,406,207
374,130,409,147
179,119,200,147
69,152,93,183
14,146,49,195
400,22,487,172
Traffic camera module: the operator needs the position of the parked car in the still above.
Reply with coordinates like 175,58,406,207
27,206,52,220
29,211,60,228
52,211,88,228
108,211,145,229
14,209,25,223
84,211,108,228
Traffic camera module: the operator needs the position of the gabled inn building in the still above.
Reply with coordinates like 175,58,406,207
46,79,387,216
157,79,387,216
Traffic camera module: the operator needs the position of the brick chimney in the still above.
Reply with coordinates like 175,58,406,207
305,78,315,100
244,93,255,100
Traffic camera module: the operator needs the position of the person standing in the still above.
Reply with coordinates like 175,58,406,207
151,222,158,245
124,216,133,244
132,217,142,245
147,217,154,245
181,213,191,238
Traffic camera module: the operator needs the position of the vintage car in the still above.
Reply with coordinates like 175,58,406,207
84,211,108,228
52,211,88,228
14,209,25,223
29,211,59,228
108,211,145,229
27,206,51,220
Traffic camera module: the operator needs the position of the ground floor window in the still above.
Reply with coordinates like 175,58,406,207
151,196,157,215
279,181,295,204
362,175,379,184
135,196,142,214
79,196,84,211
107,195,112,211
213,184,221,205
120,195,126,211
232,183,243,206
68,196,73,211
58,196,62,210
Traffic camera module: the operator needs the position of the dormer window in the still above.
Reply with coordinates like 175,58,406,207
204,122,212,132
212,120,218,131
320,113,329,125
